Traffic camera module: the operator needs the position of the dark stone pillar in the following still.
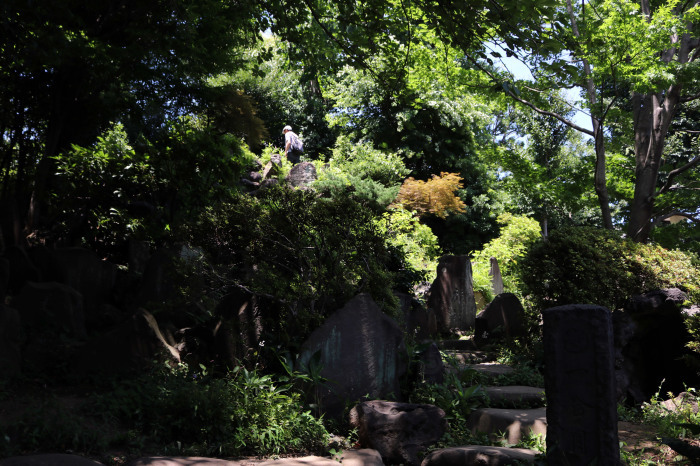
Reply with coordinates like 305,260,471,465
426,255,477,334
543,304,620,465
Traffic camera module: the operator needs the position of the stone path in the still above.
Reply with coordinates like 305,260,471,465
437,339,546,465
0,450,386,466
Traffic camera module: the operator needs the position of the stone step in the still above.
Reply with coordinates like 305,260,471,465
466,407,547,444
421,445,539,466
441,349,493,365
438,339,479,351
483,385,546,408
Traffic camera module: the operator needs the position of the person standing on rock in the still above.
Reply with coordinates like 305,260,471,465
283,125,303,164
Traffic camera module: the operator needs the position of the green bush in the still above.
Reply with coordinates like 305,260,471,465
93,363,329,457
312,136,408,210
376,208,442,286
518,226,700,311
471,214,542,302
51,119,254,262
187,185,402,347
0,398,106,457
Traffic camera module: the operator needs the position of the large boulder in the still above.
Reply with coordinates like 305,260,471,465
425,255,478,334
474,293,526,346
3,245,40,295
135,248,181,309
350,400,447,466
0,304,21,379
285,161,317,188
0,257,9,300
613,288,697,403
48,247,119,327
11,281,86,340
396,291,437,341
297,293,407,419
71,308,180,376
421,446,537,466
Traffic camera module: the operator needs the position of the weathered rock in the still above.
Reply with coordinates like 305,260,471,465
11,281,86,340
613,288,696,403
286,161,317,187
467,408,547,444
661,391,700,414
396,291,437,340
298,293,406,420
421,445,537,466
136,248,180,308
489,257,504,296
128,239,151,275
262,154,282,179
350,400,447,466
0,304,21,379
474,293,526,346
49,247,118,325
71,308,179,376
0,257,8,299
468,363,514,381
543,304,619,465
483,386,546,408
416,342,444,384
426,255,478,334
3,245,40,295
0,454,105,465
212,289,265,368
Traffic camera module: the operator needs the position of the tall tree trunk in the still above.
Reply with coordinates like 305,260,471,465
628,87,680,241
626,4,694,241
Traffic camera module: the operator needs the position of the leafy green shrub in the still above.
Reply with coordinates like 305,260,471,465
93,363,329,457
51,119,254,262
313,136,408,210
0,398,106,457
408,372,487,447
518,226,700,311
471,214,542,303
376,209,442,285
187,185,402,347
641,388,700,440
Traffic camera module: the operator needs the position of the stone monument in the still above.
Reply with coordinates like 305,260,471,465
543,304,620,465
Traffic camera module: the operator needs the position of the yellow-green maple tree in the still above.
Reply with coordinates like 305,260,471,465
391,172,467,219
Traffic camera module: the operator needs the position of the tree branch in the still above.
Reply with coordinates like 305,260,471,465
656,155,700,196
465,55,596,136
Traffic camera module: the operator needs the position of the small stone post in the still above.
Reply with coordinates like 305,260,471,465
543,304,620,465
489,256,504,295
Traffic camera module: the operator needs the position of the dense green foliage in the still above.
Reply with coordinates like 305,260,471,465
98,363,329,457
0,363,329,458
51,120,254,261
519,227,700,311
471,214,542,302
313,135,409,210
187,186,404,349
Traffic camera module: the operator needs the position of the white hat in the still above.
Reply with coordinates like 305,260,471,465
283,125,292,132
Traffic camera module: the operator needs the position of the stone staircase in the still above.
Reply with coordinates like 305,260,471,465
424,338,547,465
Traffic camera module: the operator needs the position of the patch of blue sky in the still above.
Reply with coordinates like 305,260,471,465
485,41,593,135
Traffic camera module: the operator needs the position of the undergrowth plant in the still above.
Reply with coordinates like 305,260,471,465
0,397,107,457
91,362,329,457
641,387,700,439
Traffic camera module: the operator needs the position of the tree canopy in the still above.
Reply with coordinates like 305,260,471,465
1,0,698,255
